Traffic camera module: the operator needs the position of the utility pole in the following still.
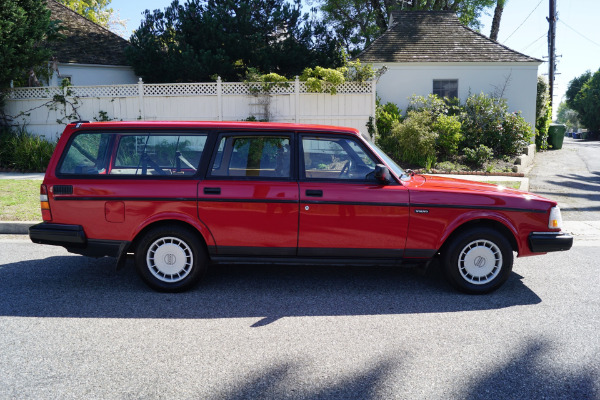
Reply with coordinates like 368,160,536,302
547,0,557,109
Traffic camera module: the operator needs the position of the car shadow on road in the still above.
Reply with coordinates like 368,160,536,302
0,255,541,324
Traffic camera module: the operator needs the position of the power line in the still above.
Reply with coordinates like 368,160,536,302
502,0,544,44
559,19,600,48
521,33,546,52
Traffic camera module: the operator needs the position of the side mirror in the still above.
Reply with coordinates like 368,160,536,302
374,164,391,185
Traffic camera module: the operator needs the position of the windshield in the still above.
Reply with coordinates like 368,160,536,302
370,142,407,179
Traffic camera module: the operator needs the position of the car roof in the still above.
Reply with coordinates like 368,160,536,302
67,121,362,136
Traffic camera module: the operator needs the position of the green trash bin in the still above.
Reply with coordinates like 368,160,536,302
547,124,566,149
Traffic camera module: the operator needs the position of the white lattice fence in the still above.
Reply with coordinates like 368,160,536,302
4,78,376,139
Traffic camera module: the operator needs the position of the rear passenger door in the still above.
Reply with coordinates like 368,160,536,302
198,132,298,257
298,134,410,258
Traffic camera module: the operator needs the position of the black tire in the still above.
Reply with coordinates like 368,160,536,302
442,227,513,294
135,226,207,292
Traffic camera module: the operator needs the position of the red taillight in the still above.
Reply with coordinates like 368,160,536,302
40,184,52,221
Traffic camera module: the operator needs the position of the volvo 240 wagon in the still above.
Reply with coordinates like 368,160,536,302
30,121,573,293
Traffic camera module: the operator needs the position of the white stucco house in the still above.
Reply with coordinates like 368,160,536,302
357,11,542,130
44,0,137,86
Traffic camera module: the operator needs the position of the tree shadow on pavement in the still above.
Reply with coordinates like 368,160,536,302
202,340,598,400
463,339,597,399
0,254,541,323
210,359,397,400
533,172,600,212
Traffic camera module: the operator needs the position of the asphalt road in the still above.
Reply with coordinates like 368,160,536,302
1,137,598,399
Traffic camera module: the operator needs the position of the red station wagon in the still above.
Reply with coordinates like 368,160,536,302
30,121,573,293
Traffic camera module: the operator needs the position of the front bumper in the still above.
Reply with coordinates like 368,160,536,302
29,223,126,258
528,232,573,253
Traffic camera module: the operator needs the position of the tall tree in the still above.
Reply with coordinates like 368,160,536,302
126,0,341,83
556,101,580,132
0,0,54,90
319,0,496,55
489,0,505,41
574,68,600,133
565,70,592,114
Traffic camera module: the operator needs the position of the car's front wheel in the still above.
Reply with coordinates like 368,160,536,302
135,226,207,292
442,227,513,294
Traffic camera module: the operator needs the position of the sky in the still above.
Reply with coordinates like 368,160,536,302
110,0,600,113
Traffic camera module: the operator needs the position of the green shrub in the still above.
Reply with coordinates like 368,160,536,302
535,76,551,150
342,59,375,82
300,66,345,94
460,92,533,157
464,144,493,168
407,94,449,117
433,114,462,158
502,112,534,155
0,126,55,172
460,93,506,153
376,101,402,138
378,111,437,169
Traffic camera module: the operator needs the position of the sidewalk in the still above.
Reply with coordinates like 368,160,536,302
0,172,45,180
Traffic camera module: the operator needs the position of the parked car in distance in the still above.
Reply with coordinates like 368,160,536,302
30,121,573,293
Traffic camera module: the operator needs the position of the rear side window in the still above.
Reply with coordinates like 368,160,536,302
210,135,291,178
59,133,112,175
111,134,207,176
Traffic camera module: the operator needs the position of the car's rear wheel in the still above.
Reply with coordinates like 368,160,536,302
135,226,207,292
442,227,513,294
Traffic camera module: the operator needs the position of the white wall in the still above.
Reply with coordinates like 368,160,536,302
373,62,541,130
4,80,375,140
49,63,138,86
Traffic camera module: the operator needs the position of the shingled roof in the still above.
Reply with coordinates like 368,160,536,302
45,0,130,66
357,11,541,63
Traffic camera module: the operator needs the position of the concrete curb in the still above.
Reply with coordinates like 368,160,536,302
0,221,38,234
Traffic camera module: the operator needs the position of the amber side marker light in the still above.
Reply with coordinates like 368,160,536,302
40,184,52,221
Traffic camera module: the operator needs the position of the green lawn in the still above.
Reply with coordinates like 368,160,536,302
482,181,522,190
0,180,42,221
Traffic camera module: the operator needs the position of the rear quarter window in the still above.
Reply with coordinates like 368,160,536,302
59,133,112,175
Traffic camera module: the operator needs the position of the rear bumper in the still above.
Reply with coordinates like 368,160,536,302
29,223,86,246
528,232,573,253
29,223,127,258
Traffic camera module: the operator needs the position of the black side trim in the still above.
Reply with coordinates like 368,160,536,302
54,197,197,202
198,198,298,204
411,203,547,213
404,249,438,258
303,200,410,207
29,223,86,246
528,232,573,253
298,247,404,258
209,246,296,256
210,256,404,267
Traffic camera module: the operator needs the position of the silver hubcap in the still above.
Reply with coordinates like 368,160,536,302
458,239,502,285
146,237,194,283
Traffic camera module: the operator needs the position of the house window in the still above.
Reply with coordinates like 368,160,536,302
433,79,458,99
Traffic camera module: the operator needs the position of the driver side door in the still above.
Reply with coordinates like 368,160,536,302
297,134,410,258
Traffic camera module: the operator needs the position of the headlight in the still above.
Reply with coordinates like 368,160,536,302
548,206,563,229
